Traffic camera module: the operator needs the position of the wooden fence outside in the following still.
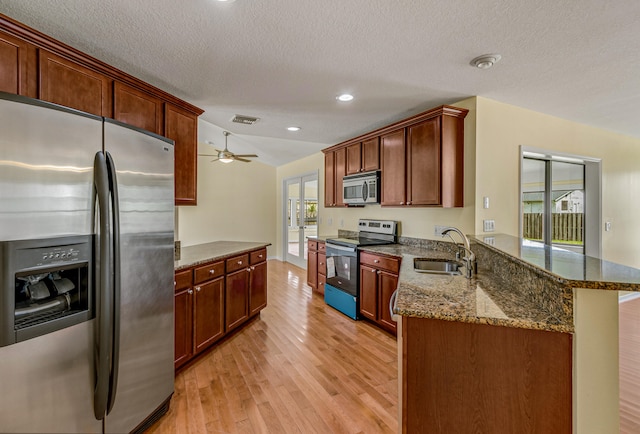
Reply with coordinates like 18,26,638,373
523,213,583,243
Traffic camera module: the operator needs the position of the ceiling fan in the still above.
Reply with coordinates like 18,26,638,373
199,131,258,163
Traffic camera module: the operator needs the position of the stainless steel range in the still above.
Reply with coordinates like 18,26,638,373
324,219,398,319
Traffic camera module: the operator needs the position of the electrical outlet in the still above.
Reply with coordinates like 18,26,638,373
483,236,496,245
483,219,495,232
434,225,448,236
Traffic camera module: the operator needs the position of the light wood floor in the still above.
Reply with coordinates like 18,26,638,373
620,296,640,434
147,260,398,434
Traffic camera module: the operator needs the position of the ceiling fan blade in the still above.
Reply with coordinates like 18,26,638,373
198,153,217,157
233,154,258,158
210,158,220,162
234,157,252,163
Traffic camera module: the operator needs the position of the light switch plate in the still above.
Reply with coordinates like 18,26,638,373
483,219,495,232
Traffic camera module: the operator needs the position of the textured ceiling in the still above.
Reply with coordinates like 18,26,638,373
1,0,640,166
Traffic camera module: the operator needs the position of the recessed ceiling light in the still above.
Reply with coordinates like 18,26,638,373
336,93,354,102
470,54,501,69
287,126,301,132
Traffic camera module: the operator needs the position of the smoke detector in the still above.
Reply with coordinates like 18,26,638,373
232,114,260,125
470,54,502,70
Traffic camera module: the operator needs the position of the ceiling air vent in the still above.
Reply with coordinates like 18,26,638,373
232,114,260,125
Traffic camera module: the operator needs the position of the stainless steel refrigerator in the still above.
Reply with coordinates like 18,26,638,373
0,92,175,433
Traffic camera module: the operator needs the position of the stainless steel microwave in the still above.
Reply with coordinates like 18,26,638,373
343,171,379,205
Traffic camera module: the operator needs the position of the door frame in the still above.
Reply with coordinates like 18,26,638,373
282,171,319,268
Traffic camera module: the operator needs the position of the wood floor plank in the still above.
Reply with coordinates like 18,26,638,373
148,260,398,433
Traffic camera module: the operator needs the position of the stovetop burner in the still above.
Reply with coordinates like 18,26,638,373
325,219,398,248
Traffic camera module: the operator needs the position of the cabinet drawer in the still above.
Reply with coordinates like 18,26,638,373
174,269,192,292
250,248,267,265
318,252,327,276
360,252,400,274
308,240,318,251
317,241,326,253
193,261,224,284
227,254,249,273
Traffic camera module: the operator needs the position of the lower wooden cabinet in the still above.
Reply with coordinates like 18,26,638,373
306,240,326,295
400,317,572,433
193,277,224,353
359,251,400,334
225,266,250,332
174,247,268,370
173,273,193,368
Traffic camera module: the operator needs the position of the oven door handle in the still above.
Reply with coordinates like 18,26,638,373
326,243,357,253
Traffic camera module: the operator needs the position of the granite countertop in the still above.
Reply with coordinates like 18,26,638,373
360,244,574,333
471,234,640,291
175,241,271,271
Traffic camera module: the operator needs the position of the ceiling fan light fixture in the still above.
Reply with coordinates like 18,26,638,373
219,157,234,163
470,54,501,69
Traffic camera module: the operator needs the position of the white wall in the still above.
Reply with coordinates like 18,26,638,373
176,119,277,256
474,97,640,268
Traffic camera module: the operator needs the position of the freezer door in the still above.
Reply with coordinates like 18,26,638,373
103,120,175,433
0,321,102,433
0,93,101,241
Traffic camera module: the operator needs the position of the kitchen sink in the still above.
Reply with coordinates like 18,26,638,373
413,258,461,275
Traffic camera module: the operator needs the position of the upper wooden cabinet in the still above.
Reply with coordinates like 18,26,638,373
380,129,406,206
346,137,380,175
113,81,163,134
0,28,35,96
0,14,203,206
166,103,198,205
324,147,346,207
39,50,112,117
324,105,467,208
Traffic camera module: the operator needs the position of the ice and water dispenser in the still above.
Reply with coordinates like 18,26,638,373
0,235,93,347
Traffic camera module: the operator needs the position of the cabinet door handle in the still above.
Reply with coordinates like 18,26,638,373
400,201,404,205
377,270,381,275
174,281,176,286
374,259,380,263
209,269,215,275
238,260,243,265
246,267,251,272
259,254,263,258
195,286,201,292
187,289,193,295
407,201,412,205
319,262,324,266
371,269,376,273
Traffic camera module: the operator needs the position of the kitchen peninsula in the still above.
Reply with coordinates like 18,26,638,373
174,241,271,369
362,234,640,434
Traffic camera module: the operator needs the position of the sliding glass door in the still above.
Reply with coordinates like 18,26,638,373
521,156,585,253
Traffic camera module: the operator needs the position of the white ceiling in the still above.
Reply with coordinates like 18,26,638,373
2,0,640,166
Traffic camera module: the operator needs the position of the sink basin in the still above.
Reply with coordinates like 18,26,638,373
413,258,461,275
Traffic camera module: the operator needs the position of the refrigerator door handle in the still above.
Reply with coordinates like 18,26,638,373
105,151,121,415
93,151,113,421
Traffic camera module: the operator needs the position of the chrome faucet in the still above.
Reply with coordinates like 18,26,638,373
441,227,475,278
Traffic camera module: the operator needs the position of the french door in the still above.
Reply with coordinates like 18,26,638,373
283,173,318,268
